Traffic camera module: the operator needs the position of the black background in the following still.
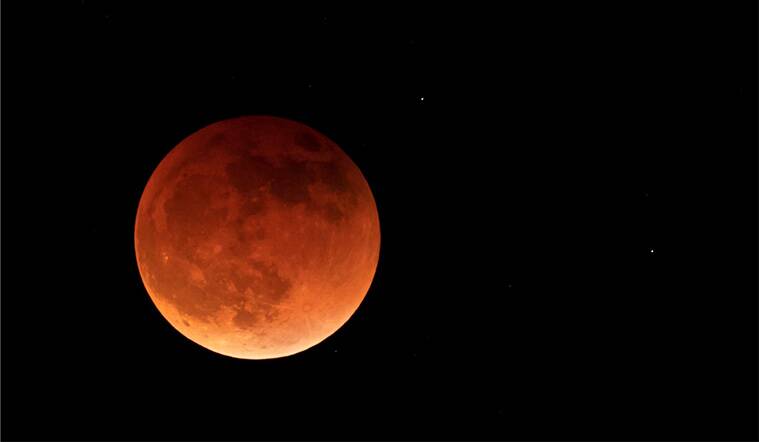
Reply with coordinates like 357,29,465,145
2,2,757,440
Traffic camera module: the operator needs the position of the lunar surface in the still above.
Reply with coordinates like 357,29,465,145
134,116,380,359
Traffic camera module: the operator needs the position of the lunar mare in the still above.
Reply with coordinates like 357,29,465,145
134,116,380,359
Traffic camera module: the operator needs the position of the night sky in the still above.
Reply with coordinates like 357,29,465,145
3,2,757,440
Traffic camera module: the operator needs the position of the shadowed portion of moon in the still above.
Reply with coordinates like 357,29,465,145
134,116,380,359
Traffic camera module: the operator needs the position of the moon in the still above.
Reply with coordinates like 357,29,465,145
134,116,380,359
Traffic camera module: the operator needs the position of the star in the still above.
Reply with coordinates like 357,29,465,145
650,248,655,254
420,96,424,102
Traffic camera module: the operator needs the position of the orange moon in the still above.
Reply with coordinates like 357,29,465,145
134,116,380,359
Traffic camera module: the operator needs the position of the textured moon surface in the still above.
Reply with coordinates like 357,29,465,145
134,116,380,359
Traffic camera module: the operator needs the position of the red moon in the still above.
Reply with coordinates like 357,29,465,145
134,116,380,359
